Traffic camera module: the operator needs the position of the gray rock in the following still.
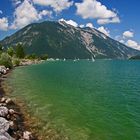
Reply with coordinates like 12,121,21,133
9,109,15,115
23,131,32,140
1,97,6,103
0,107,8,117
0,132,15,140
0,117,9,133
9,121,14,127
5,98,13,104
0,103,7,107
0,65,7,74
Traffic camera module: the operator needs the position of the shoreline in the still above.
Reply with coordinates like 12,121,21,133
0,68,38,140
0,63,70,140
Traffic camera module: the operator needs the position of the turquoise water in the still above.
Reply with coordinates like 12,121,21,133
6,60,140,140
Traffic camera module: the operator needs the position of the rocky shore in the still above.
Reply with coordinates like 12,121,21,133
0,62,68,140
19,59,44,66
0,66,37,140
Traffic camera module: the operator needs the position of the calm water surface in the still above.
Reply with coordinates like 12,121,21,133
6,60,140,140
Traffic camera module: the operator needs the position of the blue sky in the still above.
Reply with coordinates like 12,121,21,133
0,0,140,50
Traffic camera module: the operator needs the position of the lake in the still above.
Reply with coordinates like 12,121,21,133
5,60,140,140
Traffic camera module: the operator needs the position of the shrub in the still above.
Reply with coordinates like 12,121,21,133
0,53,13,68
7,47,15,57
40,54,48,60
25,54,37,60
12,58,20,66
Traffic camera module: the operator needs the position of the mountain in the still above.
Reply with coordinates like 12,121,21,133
129,55,140,60
0,21,139,59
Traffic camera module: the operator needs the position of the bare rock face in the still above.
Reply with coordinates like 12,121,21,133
0,107,9,117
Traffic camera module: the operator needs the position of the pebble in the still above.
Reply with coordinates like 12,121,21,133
5,98,13,104
0,103,7,106
23,131,32,140
9,109,15,115
1,97,6,103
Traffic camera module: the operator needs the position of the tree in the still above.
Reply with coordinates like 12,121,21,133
0,44,3,55
0,53,13,68
0,44,3,51
15,44,25,58
40,54,48,60
7,47,15,57
12,58,20,66
25,54,37,60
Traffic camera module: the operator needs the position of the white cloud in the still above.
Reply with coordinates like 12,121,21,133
33,0,73,13
123,31,134,38
10,0,48,29
75,0,119,23
0,10,3,14
98,26,110,36
126,40,140,50
39,10,52,18
97,17,120,25
59,18,78,27
86,23,94,28
0,17,9,31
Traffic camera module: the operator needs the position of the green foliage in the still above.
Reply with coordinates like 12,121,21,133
12,58,20,66
40,54,48,60
15,44,25,58
25,54,37,60
7,47,15,57
0,53,13,68
0,44,3,51
0,44,3,55
25,53,48,60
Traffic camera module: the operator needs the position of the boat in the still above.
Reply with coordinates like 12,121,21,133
91,56,95,62
56,58,59,61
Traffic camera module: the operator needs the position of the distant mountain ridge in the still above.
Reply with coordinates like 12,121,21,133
0,21,139,59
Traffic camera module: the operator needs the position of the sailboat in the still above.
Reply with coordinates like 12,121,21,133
74,57,77,62
91,56,95,62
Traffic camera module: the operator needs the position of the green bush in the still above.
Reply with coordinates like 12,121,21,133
0,44,3,51
40,54,48,60
7,47,15,57
0,53,13,68
12,58,20,66
25,54,37,60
